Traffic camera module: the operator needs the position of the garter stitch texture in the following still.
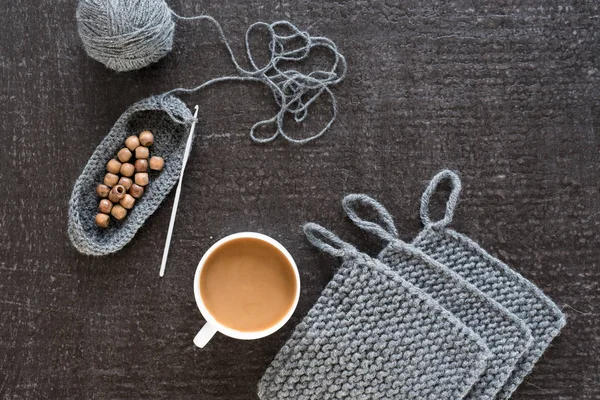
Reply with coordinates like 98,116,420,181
68,95,193,255
258,223,491,400
342,194,533,400
412,170,566,399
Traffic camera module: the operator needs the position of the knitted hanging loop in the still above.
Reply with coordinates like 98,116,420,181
420,170,462,229
303,222,359,259
342,193,399,243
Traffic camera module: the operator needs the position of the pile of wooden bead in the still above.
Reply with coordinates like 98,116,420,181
95,130,165,228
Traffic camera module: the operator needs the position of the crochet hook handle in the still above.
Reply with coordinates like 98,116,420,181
159,105,199,277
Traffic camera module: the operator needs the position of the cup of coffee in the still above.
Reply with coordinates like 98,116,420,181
193,232,300,348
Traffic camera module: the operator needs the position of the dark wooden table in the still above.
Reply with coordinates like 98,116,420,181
1,1,598,398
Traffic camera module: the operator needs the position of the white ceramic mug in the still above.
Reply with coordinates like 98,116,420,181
193,232,300,348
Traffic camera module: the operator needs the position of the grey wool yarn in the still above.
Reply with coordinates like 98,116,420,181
68,95,194,256
76,3,347,143
76,0,176,72
258,223,492,400
342,194,533,400
412,170,566,399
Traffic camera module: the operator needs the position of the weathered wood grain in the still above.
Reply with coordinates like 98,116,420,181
0,0,598,398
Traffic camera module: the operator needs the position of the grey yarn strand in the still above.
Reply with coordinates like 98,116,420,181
162,15,347,144
342,193,399,242
76,0,347,143
77,0,175,72
420,169,462,228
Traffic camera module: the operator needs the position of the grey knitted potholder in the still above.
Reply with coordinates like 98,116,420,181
258,223,491,400
412,170,566,399
68,95,194,256
342,194,533,400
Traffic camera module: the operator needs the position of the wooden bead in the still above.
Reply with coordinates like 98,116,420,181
106,159,122,174
134,172,149,186
117,147,132,163
135,146,149,159
134,159,148,172
120,162,135,177
149,156,164,171
95,213,110,228
98,199,113,214
139,130,154,146
108,184,126,203
111,204,127,220
104,173,119,187
96,184,110,198
118,177,133,190
120,194,136,209
129,183,144,199
125,135,140,151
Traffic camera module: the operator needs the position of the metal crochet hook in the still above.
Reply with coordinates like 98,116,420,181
159,105,199,277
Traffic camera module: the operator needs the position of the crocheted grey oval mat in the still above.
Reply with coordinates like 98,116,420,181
258,223,491,400
412,170,566,399
68,95,193,256
342,194,533,400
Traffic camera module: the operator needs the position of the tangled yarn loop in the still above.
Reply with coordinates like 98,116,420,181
76,0,176,72
163,15,347,144
76,0,347,143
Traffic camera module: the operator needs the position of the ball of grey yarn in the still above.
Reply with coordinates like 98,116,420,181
76,0,176,72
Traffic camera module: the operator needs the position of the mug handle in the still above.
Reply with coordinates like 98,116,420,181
194,323,218,348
